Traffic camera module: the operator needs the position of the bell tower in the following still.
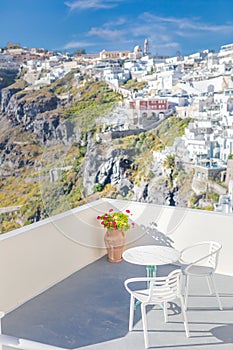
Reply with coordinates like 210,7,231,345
144,38,149,55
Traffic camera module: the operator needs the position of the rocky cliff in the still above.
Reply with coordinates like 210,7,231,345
0,75,195,233
1,86,78,144
82,131,191,207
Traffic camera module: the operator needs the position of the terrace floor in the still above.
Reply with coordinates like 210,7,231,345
2,254,233,350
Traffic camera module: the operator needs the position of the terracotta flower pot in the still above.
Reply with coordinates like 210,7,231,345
104,229,126,262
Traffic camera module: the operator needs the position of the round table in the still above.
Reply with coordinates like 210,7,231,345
123,245,180,277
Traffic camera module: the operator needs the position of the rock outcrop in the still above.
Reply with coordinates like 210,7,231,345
83,135,134,195
3,90,59,130
0,86,83,145
1,87,22,113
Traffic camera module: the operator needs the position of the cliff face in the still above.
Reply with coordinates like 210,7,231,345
2,88,58,131
1,87,22,113
4,92,59,128
0,69,18,92
83,135,134,196
0,76,195,234
0,83,189,204
83,134,189,207
0,86,82,145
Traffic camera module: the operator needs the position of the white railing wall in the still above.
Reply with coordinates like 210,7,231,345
116,199,233,277
0,198,232,314
0,200,112,312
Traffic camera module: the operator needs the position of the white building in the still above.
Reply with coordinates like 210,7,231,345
103,66,130,85
217,130,233,161
218,43,233,64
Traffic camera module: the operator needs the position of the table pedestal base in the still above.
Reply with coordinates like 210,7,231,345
146,265,157,278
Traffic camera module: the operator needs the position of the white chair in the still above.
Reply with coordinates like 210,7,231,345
179,241,222,310
124,269,189,348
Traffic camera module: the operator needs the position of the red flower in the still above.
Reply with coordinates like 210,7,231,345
97,208,134,233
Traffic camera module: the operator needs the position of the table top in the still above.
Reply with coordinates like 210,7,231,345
122,245,180,266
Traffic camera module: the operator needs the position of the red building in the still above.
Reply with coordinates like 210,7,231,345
129,99,168,111
127,98,168,128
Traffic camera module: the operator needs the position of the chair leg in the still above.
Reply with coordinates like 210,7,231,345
184,275,190,310
180,296,190,338
141,303,149,349
129,295,135,331
163,301,168,323
182,273,187,294
206,275,213,294
210,275,223,310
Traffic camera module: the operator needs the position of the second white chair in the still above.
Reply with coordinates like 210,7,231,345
179,241,223,310
124,269,189,348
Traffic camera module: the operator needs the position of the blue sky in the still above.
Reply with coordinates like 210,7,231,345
0,0,233,56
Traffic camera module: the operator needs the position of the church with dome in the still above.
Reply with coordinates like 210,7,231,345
99,39,149,61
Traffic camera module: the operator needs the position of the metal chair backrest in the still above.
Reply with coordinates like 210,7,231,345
208,241,222,270
148,269,182,303
180,241,222,271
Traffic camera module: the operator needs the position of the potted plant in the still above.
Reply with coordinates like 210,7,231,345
97,208,134,262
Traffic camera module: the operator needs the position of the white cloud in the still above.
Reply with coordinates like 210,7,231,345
65,0,121,11
104,17,127,27
87,27,126,41
63,41,96,49
140,12,233,34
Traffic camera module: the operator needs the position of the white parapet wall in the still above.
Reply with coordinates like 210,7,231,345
0,198,232,313
107,198,233,277
0,199,112,312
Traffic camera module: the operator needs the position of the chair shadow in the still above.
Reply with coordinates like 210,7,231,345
140,222,174,247
211,324,233,343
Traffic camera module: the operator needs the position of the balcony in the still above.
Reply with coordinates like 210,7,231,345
0,198,232,349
